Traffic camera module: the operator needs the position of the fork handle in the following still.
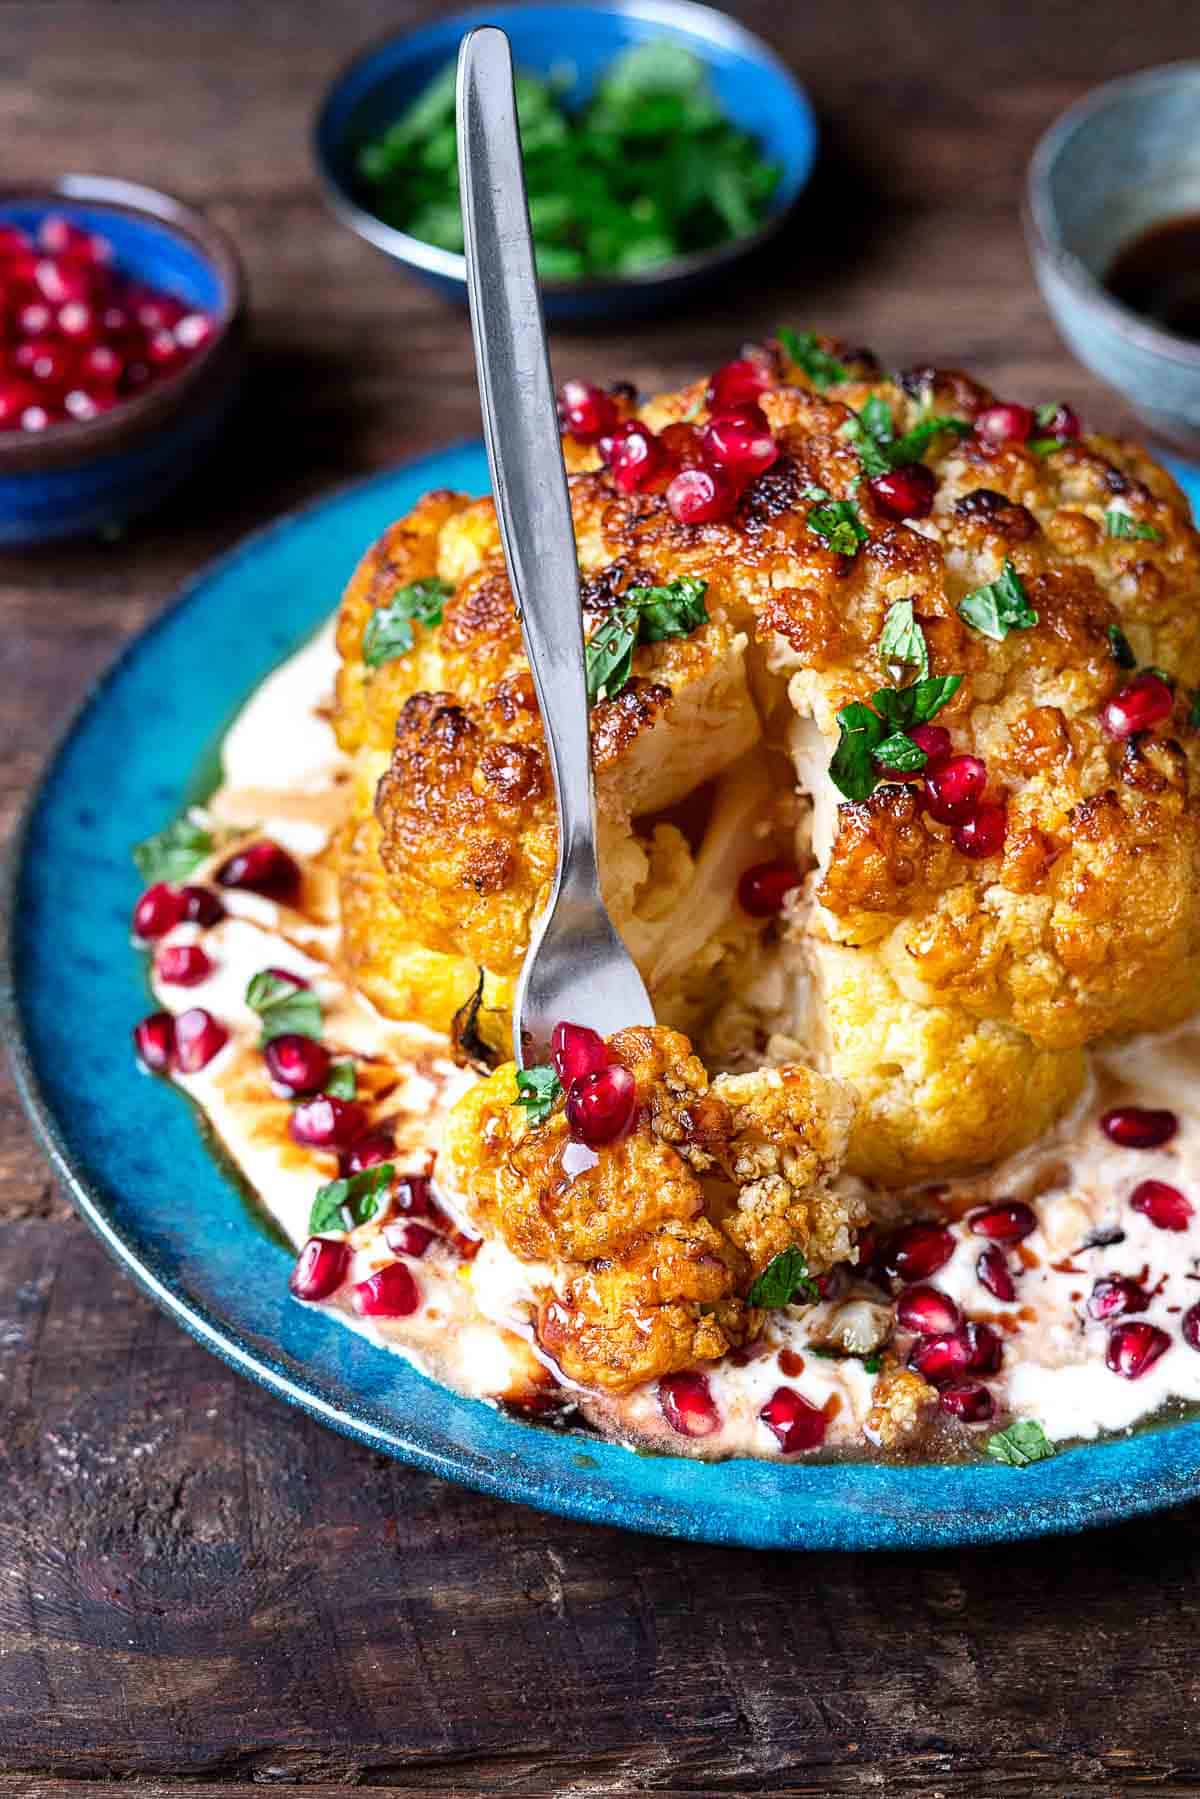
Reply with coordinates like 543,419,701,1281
456,27,601,907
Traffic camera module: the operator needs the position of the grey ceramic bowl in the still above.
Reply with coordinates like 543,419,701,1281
1026,62,1200,451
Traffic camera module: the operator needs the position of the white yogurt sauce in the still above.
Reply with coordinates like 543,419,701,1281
140,618,1200,1461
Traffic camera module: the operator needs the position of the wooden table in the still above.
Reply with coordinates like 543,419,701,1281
3,3,1199,1792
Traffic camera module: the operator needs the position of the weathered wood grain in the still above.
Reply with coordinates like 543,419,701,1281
5,0,1200,1789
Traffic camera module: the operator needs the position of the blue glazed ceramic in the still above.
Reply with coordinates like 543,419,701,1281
1026,63,1200,453
314,1,817,322
0,176,246,545
8,441,1200,1549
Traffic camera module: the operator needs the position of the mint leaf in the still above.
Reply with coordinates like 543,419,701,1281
879,598,929,680
778,327,850,389
246,968,322,1045
1107,624,1136,669
325,1059,357,1100
585,577,709,703
133,814,213,884
515,1064,563,1126
907,673,963,722
842,403,968,477
309,1162,394,1234
830,702,885,802
748,1245,819,1308
886,414,971,466
1105,510,1162,542
363,577,453,668
958,560,1038,641
874,730,928,773
807,498,869,556
985,1419,1056,1467
839,412,892,477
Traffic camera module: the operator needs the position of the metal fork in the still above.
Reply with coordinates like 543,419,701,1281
456,26,654,1070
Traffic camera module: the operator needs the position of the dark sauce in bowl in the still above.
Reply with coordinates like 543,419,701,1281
1106,213,1200,342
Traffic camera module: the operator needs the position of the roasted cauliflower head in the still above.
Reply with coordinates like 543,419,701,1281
334,332,1200,1183
440,1024,859,1393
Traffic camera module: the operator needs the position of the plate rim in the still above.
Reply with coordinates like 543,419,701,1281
7,445,1200,1551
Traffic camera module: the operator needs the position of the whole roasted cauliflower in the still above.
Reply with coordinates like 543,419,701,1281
333,333,1200,1184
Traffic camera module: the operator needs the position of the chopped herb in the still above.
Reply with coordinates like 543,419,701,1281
862,1353,882,1374
839,410,892,477
873,730,929,773
1107,624,1137,669
1105,509,1162,542
363,577,454,667
984,1419,1056,1467
324,1059,357,1100
778,327,850,389
887,414,972,466
747,1245,819,1308
245,968,323,1045
829,674,962,803
515,1064,563,1126
958,559,1038,641
807,497,869,556
799,483,831,502
584,576,708,703
1027,436,1068,457
841,402,969,477
1145,665,1175,687
309,1163,394,1235
879,598,930,680
133,814,213,884
1033,403,1062,428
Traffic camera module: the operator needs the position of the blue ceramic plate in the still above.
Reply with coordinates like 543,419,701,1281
8,442,1200,1549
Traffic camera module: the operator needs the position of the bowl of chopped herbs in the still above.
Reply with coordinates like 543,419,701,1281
314,1,816,318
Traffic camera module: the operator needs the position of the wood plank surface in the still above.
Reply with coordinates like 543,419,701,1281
4,2,1200,1791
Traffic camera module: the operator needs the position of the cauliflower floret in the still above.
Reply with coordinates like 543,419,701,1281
440,1025,861,1394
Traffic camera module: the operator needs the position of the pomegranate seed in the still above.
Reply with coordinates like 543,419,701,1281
702,403,778,479
133,291,185,332
968,1202,1037,1242
0,377,38,429
145,327,182,370
394,1173,435,1216
20,402,60,432
174,312,213,353
601,420,665,493
38,215,101,259
352,1262,421,1318
666,464,739,524
1087,1276,1149,1321
64,387,117,422
1106,1320,1170,1379
952,802,1007,859
975,404,1034,445
909,723,952,765
288,1236,350,1301
180,884,225,927
289,1095,367,1150
340,1128,398,1177
173,1007,228,1073
658,1370,720,1437
0,225,31,259
33,257,91,306
133,1011,175,1073
265,1033,331,1096
132,881,186,940
15,300,52,337
923,754,986,823
557,377,618,442
1101,1106,1178,1149
1039,403,1080,438
759,1386,827,1452
706,357,771,413
737,859,800,918
889,1223,957,1282
976,1244,1017,1302
100,301,134,337
895,1285,960,1335
80,342,122,385
215,838,300,901
384,1220,436,1258
1130,1179,1194,1232
56,300,99,343
1183,1302,1200,1351
910,1328,972,1385
1102,672,1174,738
14,337,76,388
939,1381,995,1422
869,463,937,521
551,1021,609,1087
566,1064,638,1146
965,1321,1003,1375
155,943,212,987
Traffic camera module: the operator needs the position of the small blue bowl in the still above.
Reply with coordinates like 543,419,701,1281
314,0,817,321
0,175,247,546
1026,63,1200,452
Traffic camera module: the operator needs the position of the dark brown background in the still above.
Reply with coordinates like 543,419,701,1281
2,3,1199,1793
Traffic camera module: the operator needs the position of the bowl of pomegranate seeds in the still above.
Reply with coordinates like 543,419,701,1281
0,174,246,543
314,1,816,319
